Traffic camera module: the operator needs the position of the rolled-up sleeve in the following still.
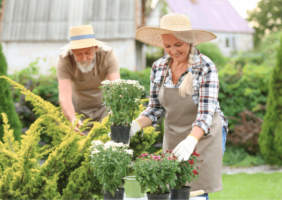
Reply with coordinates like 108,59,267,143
140,65,165,127
193,62,219,135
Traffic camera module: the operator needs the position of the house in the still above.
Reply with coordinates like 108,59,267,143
147,0,255,56
0,0,145,74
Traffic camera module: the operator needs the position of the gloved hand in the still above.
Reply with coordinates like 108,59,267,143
72,119,84,136
107,120,141,139
172,135,198,161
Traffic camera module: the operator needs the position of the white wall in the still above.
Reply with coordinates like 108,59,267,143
2,39,136,75
210,32,254,56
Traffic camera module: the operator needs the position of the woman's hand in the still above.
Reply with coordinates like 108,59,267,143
172,135,198,161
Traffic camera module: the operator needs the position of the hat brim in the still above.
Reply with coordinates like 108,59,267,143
135,27,217,47
60,38,106,50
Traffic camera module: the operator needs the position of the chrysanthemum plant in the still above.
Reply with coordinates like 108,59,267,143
132,152,180,195
173,149,202,189
100,79,145,126
89,140,133,196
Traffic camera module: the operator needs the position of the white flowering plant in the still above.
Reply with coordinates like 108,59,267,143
89,140,133,196
100,79,145,126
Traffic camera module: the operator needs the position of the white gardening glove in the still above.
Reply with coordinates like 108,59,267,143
129,120,142,139
107,120,141,138
172,135,198,161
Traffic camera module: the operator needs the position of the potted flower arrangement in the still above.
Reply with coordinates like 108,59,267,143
89,140,133,199
132,152,180,200
100,79,145,143
169,149,202,200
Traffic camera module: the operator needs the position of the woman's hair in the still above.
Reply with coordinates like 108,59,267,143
171,31,195,97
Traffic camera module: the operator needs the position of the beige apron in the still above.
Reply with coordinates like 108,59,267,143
159,64,223,193
70,56,107,134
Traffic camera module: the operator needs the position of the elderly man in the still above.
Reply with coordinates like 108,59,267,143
57,25,120,135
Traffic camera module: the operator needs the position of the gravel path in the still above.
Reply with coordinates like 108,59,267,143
222,165,282,174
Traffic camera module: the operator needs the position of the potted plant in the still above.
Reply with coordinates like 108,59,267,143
169,149,202,200
89,140,133,199
133,152,180,200
100,79,145,143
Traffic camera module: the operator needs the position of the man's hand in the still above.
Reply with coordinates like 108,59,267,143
72,119,84,136
107,120,141,138
172,135,198,161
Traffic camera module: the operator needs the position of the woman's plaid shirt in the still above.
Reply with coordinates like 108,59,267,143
140,48,228,135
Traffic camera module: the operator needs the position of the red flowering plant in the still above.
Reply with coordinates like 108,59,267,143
132,152,180,195
172,149,202,189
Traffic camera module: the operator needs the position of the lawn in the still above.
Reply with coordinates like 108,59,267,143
209,172,282,200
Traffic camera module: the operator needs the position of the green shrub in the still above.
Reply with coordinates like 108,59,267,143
196,42,228,69
120,67,151,97
259,36,282,166
0,44,22,142
218,63,272,131
223,146,265,167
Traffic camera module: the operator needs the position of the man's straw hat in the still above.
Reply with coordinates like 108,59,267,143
61,25,105,49
135,13,217,47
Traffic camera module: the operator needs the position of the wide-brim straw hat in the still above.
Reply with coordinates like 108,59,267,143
60,25,105,49
135,13,217,47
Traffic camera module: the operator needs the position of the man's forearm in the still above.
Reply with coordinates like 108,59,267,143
60,100,76,123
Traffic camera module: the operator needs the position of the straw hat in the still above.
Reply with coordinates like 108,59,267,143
135,13,217,47
61,25,105,49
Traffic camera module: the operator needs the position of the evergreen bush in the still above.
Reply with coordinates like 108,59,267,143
0,76,160,199
259,36,282,166
0,44,22,142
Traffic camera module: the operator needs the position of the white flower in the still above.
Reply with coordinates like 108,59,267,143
105,141,115,145
91,140,103,146
125,149,133,156
91,149,100,154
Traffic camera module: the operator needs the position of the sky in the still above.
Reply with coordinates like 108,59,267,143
228,0,261,19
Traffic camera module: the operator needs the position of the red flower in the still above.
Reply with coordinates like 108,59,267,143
189,160,194,164
168,157,172,160
201,159,204,162
141,153,148,157
193,170,199,175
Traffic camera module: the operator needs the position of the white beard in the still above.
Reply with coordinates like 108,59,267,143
75,55,96,73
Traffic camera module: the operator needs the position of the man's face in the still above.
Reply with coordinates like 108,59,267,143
72,46,98,73
72,46,97,62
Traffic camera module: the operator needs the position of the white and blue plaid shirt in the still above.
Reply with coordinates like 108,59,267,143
140,48,228,135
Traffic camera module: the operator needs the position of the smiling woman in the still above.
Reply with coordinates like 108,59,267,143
133,13,229,200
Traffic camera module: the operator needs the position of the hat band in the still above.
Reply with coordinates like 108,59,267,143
70,34,95,41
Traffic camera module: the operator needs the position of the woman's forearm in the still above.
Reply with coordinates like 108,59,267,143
135,116,153,129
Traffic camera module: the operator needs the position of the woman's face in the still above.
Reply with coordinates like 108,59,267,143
161,34,190,63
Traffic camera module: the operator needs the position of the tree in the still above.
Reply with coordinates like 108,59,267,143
259,35,282,166
247,0,282,47
0,44,22,142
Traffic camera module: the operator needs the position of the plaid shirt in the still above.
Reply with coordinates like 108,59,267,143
140,48,228,135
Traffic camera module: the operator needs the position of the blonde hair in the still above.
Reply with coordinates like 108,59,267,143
171,31,195,97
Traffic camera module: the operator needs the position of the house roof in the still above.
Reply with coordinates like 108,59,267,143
165,0,255,33
0,0,136,41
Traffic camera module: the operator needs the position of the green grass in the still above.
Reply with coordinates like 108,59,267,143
209,173,282,200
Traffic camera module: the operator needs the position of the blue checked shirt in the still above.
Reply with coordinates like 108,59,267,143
140,48,228,135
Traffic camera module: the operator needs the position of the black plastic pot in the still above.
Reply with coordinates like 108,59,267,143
103,188,124,200
170,186,191,200
110,126,131,144
147,192,170,200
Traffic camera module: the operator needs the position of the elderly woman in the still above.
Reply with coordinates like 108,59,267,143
128,13,228,199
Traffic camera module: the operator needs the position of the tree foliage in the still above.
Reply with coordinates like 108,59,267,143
0,44,22,142
259,36,282,166
247,0,282,47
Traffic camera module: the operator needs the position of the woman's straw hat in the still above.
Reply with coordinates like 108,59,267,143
61,25,105,49
135,13,217,47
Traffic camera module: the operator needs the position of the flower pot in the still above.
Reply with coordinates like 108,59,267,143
124,176,145,198
147,192,170,200
110,126,130,144
103,188,124,200
170,186,191,200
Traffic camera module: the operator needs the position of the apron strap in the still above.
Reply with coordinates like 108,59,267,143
161,59,173,86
